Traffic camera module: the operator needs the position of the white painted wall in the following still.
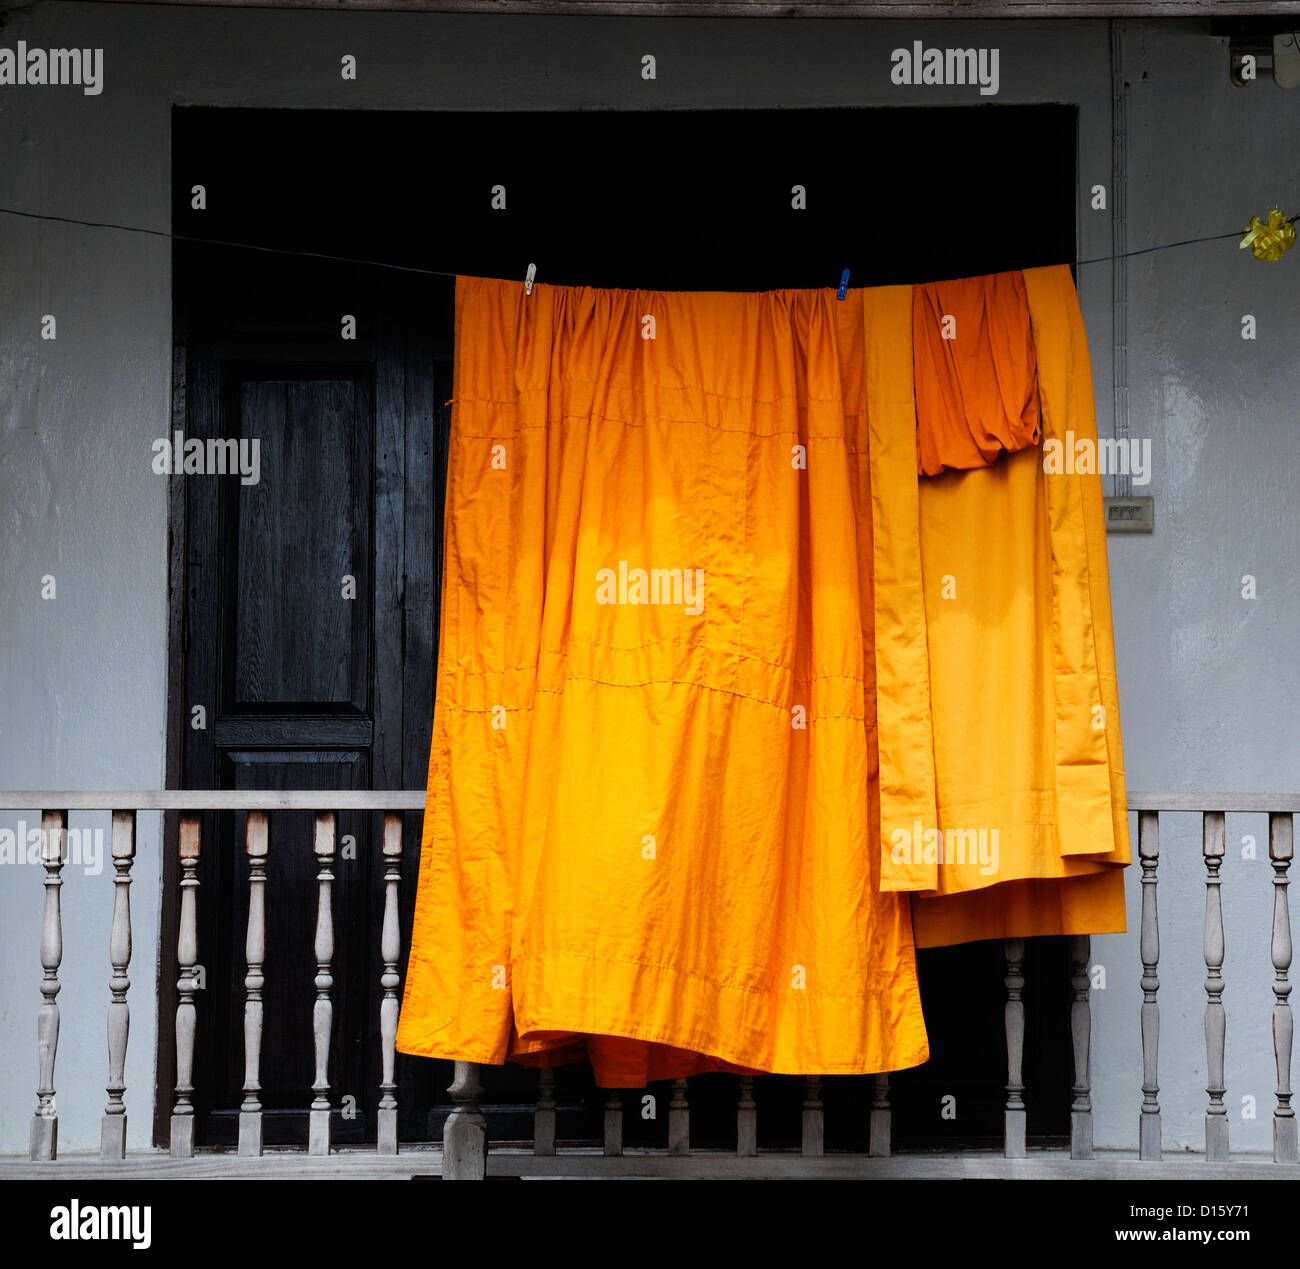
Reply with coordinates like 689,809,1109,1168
1101,23,1300,1158
0,4,1294,1156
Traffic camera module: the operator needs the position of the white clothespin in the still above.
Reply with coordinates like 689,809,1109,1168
524,263,537,296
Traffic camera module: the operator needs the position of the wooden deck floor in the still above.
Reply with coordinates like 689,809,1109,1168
1,1147,1291,1179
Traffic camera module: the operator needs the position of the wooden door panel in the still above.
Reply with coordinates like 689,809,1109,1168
228,372,372,710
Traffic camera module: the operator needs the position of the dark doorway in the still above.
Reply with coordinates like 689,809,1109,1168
163,103,1077,1150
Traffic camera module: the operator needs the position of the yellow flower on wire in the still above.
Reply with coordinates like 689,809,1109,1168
1240,207,1296,262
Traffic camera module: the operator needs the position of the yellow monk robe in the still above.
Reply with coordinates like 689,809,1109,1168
395,276,931,1085
905,265,1130,946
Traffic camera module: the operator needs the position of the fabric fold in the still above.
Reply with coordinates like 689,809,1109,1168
864,285,940,892
1025,264,1129,863
914,270,1041,476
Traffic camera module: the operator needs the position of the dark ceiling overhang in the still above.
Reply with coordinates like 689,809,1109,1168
66,1,1300,19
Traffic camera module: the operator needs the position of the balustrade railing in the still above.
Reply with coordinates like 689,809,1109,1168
2,790,1294,1174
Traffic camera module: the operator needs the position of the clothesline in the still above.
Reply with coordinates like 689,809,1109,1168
0,204,1267,282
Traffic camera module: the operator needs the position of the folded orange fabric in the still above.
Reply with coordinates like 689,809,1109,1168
914,269,1041,476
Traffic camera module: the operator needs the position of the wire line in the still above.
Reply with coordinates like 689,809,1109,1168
0,204,1286,277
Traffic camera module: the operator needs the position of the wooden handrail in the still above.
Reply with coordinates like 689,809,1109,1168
0,791,428,810
5,790,1300,812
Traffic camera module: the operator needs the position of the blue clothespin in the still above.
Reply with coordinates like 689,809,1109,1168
837,268,850,301
525,263,537,296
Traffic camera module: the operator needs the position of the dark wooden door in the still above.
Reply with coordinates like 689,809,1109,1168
159,247,453,1145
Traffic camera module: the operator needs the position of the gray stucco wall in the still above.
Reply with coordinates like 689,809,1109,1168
1,4,1294,1157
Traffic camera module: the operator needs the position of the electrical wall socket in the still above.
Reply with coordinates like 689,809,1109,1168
1104,496,1155,534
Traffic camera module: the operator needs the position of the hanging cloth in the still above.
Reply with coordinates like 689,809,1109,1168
394,265,1130,1084
394,276,932,1085
906,265,1130,946
913,269,1041,477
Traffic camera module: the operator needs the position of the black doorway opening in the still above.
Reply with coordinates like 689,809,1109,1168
163,103,1078,1151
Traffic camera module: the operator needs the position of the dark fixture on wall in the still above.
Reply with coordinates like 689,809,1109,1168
1213,17,1300,86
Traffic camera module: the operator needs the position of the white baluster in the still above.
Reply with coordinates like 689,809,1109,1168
101,811,135,1159
869,1073,891,1157
239,812,268,1157
668,1077,690,1156
736,1076,757,1157
309,812,335,1156
1139,810,1162,1160
444,1061,487,1179
1203,812,1229,1162
170,814,201,1158
603,1090,624,1156
1004,937,1027,1159
1270,813,1296,1165
801,1074,824,1157
533,1067,556,1156
30,810,66,1161
378,813,403,1155
1069,934,1093,1159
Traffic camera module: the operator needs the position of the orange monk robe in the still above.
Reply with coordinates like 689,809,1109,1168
393,265,1129,1091
904,265,1130,947
395,277,931,1086
913,269,1041,477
